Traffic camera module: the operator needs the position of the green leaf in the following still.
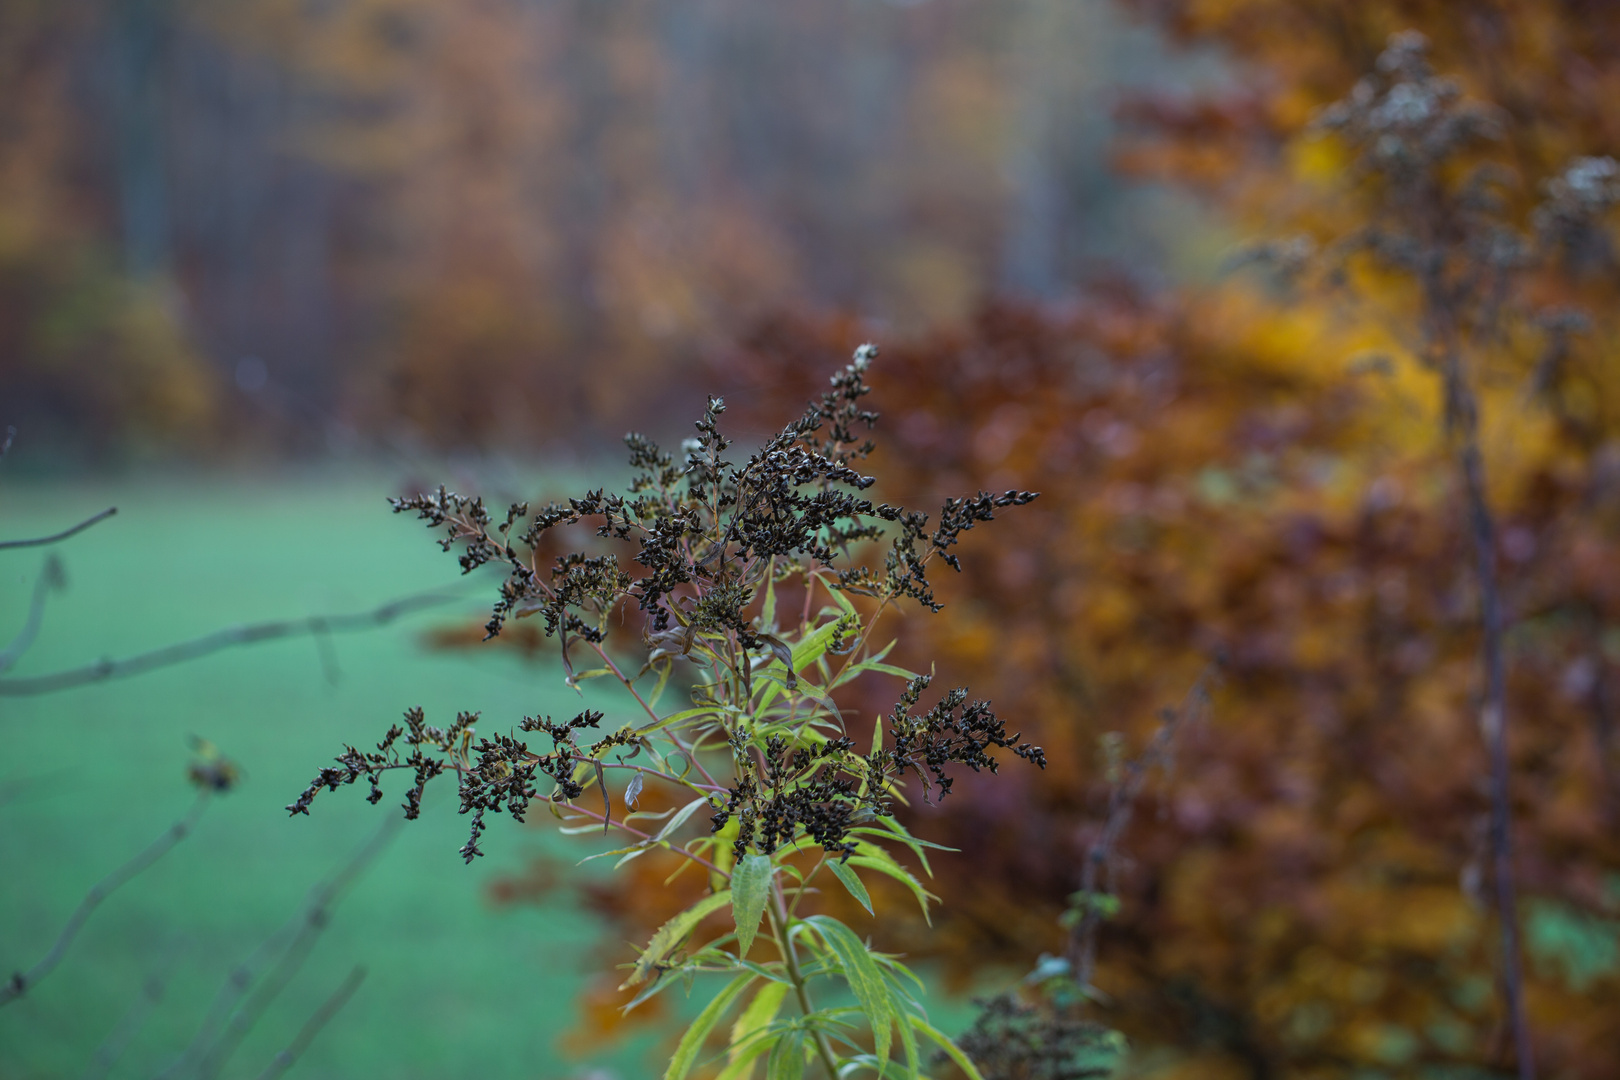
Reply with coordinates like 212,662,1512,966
851,817,956,876
910,1016,986,1080
648,658,675,709
731,958,792,985
575,842,647,865
806,916,893,1072
636,705,721,736
665,973,756,1080
825,586,859,618
622,890,733,988
716,1031,777,1080
564,666,613,687
732,854,775,959
721,981,789,1080
654,797,713,844
756,616,853,712
827,859,873,916
892,1010,920,1080
846,849,938,924
765,1029,807,1080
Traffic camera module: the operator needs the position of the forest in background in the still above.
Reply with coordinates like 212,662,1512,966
5,1,1620,1078
0,0,1218,458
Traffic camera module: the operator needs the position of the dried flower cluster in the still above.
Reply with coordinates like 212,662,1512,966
295,347,1041,871
287,347,1047,1079
949,994,1119,1080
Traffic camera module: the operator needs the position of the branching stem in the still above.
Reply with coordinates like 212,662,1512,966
1,793,211,1007
769,884,840,1080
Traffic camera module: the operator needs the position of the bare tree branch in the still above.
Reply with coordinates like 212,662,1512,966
0,588,471,697
157,814,401,1080
1450,358,1535,1080
251,966,367,1080
1,794,212,1007
0,506,117,551
0,555,64,675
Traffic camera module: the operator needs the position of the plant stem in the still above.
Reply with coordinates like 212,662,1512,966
769,886,840,1080
1459,427,1535,1080
2,792,211,1006
1425,240,1533,1077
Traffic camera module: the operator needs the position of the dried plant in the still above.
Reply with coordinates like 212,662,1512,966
1246,31,1620,1080
291,347,1048,1078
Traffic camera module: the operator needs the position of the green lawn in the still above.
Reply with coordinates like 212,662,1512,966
0,468,662,1080
0,467,994,1080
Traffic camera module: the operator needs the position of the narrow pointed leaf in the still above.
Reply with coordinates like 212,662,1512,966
846,851,937,924
622,890,733,988
910,1016,986,1080
806,916,893,1071
724,981,789,1080
665,972,755,1080
731,854,775,958
716,1032,777,1080
765,1030,807,1080
654,797,712,845
827,859,873,916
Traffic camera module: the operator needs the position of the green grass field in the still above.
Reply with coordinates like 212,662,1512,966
0,469,673,1080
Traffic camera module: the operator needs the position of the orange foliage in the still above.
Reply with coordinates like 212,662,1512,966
697,269,1620,1073
0,3,218,452
469,3,1620,1077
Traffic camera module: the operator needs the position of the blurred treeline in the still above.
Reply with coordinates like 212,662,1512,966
0,0,1211,458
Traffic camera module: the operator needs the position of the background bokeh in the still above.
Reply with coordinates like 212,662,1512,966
5,2,1620,1079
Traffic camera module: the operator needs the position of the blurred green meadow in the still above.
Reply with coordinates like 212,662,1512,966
0,469,660,1080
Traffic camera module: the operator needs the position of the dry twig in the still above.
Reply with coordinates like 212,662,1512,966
0,588,470,697
158,814,400,1080
0,506,117,551
1,794,212,1007
251,966,368,1080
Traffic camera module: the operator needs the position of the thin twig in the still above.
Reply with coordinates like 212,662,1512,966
0,588,470,697
171,815,401,1080
1,793,212,1007
0,555,62,675
0,506,117,551
1067,666,1216,995
1449,356,1535,1080
251,966,367,1080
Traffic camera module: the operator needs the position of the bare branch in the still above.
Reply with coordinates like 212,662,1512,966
158,815,401,1080
1,794,212,1007
0,555,64,675
0,506,117,551
0,588,470,697
251,966,367,1080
